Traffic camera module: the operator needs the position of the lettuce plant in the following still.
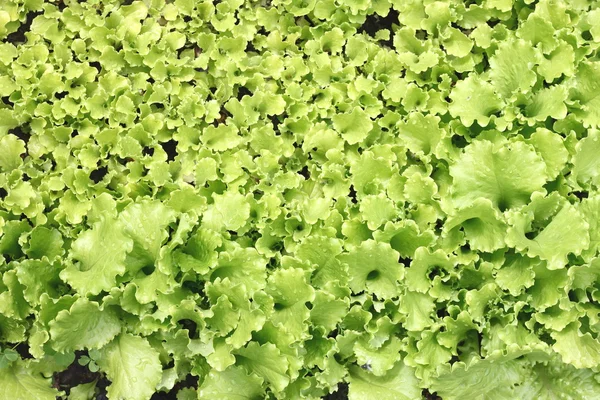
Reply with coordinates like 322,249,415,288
1,0,600,399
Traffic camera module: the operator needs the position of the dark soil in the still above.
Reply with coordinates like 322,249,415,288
423,388,442,399
323,382,349,399
52,351,106,396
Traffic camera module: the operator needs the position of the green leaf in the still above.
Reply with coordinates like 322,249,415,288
570,62,600,127
552,322,600,369
332,107,373,145
444,198,507,252
450,140,547,210
448,75,503,127
507,203,589,269
266,268,315,339
397,112,443,155
524,85,568,121
359,194,397,230
517,14,557,53
495,253,536,296
119,199,177,272
526,128,569,180
49,297,121,352
204,191,251,232
202,124,243,152
23,226,64,260
515,360,600,400
489,39,538,98
398,290,435,331
348,360,420,400
198,365,264,400
0,361,61,400
295,235,348,288
15,260,62,306
338,240,403,299
235,342,290,392
60,217,134,296
0,134,25,172
68,381,98,400
429,359,524,400
573,129,600,187
96,334,162,400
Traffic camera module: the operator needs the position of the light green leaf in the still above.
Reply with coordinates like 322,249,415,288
49,297,121,352
429,359,523,400
489,39,538,98
0,134,25,172
119,200,177,272
60,217,133,296
507,203,589,269
450,140,547,210
235,342,290,392
552,322,600,369
198,366,264,400
332,107,373,145
570,62,600,127
397,112,443,155
573,129,600,187
448,75,503,127
348,360,420,400
0,361,61,400
338,240,403,299
444,198,507,252
97,334,162,400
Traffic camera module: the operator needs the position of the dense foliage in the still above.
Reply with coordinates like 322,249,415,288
2,0,600,398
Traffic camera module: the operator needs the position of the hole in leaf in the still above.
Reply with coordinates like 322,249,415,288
422,389,442,400
90,166,108,183
366,270,380,280
141,265,155,275
142,146,155,157
348,185,358,204
323,382,349,400
298,166,310,179
525,231,537,240
497,199,509,212
428,266,443,280
273,302,285,310
451,134,468,148
415,29,428,40
6,11,42,44
398,257,411,267
268,257,278,268
178,319,198,338
357,9,399,48
236,86,252,100
9,125,31,144
2,96,14,107
182,280,204,294
572,191,588,200
160,139,178,162
270,241,283,252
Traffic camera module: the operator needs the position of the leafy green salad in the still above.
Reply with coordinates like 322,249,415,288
1,0,600,399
